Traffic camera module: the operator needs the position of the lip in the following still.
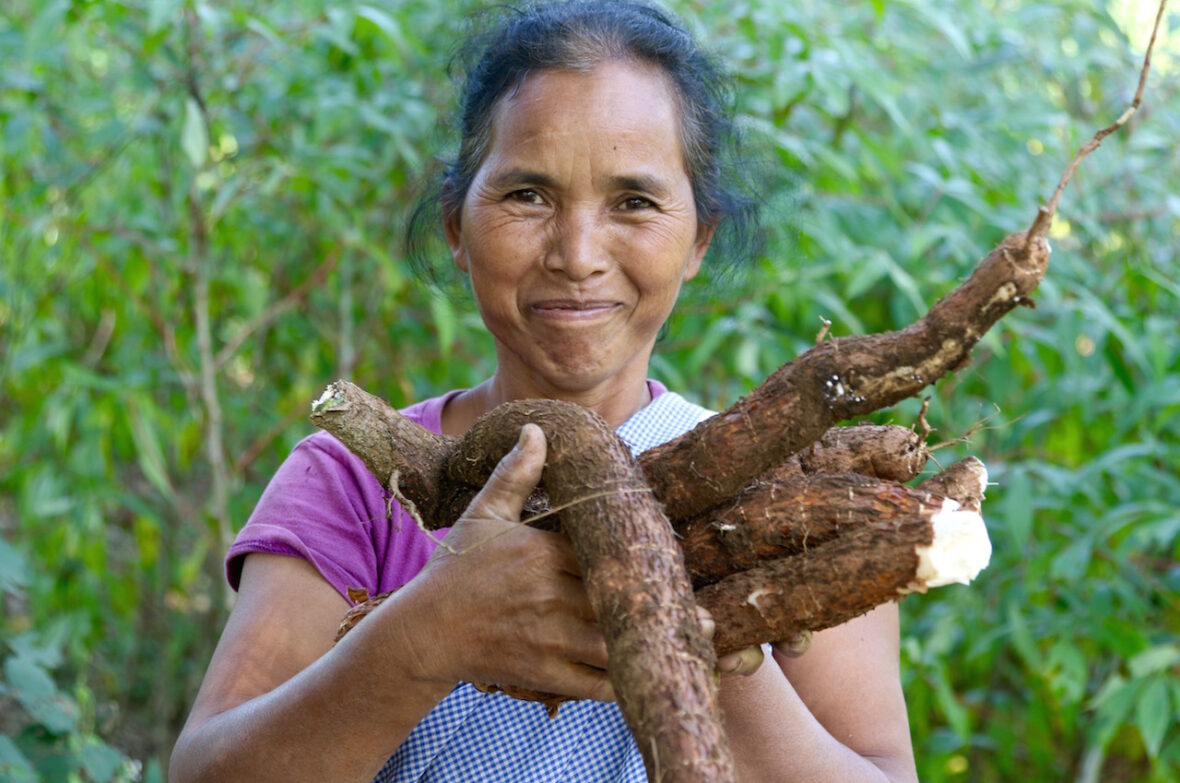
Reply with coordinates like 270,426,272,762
528,299,623,321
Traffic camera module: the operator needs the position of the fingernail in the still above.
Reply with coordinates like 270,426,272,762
699,616,715,639
514,426,531,452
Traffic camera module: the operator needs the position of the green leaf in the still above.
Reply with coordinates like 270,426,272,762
8,629,65,670
735,338,760,378
1089,674,1143,750
1006,600,1041,669
1045,640,1087,705
0,536,29,594
0,736,37,782
182,96,208,169
1049,536,1092,582
3,656,77,734
79,739,128,783
127,402,175,501
356,5,404,48
148,0,182,34
1001,468,1033,548
1129,644,1180,679
1136,677,1172,758
931,662,970,741
428,294,457,359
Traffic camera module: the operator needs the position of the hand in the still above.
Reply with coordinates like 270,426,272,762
698,607,812,677
410,424,613,701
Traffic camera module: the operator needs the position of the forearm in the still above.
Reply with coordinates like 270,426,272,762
170,580,456,783
719,655,917,783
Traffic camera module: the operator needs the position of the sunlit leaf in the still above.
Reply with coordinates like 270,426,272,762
181,96,208,169
1136,678,1172,759
1130,645,1180,679
127,402,176,501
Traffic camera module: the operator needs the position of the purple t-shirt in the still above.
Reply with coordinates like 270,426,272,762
226,382,668,598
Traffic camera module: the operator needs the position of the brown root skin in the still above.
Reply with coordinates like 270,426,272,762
310,380,455,527
915,456,988,513
697,514,934,656
639,232,1050,521
680,473,948,588
794,423,929,482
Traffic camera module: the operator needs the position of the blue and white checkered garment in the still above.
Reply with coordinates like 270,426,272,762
373,391,715,783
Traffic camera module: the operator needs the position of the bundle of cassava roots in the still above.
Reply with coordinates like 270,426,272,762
308,7,1165,776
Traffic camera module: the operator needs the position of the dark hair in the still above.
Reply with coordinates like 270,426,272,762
406,0,763,282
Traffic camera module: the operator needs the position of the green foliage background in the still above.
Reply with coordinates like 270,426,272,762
1,0,1177,780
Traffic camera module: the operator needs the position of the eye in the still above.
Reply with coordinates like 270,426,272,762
619,196,654,211
508,189,544,205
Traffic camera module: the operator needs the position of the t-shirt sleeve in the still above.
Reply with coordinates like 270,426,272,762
225,431,391,597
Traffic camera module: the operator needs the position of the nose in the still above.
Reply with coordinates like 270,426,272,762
544,208,609,281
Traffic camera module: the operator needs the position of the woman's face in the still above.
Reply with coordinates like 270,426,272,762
446,60,713,397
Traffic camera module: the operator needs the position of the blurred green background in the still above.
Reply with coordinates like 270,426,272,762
1,0,1178,780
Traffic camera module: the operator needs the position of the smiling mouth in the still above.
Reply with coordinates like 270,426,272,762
529,300,622,321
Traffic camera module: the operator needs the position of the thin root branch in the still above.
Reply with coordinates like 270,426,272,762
1025,0,1169,246
388,470,452,552
915,397,933,443
814,316,832,345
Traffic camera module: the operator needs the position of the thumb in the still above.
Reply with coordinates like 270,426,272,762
467,423,547,523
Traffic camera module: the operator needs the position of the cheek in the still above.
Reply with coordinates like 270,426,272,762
627,231,698,293
463,213,543,277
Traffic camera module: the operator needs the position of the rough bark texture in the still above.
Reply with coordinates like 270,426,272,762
680,473,944,587
697,514,933,656
790,423,930,483
915,456,988,513
679,455,986,587
310,382,455,526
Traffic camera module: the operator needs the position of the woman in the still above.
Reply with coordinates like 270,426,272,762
170,2,918,781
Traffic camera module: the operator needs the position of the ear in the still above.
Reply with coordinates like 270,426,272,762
683,221,716,282
443,203,469,273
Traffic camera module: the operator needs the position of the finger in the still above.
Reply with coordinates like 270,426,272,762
468,423,548,523
569,617,609,670
716,645,764,677
695,605,716,640
554,661,615,703
542,532,584,578
773,630,813,658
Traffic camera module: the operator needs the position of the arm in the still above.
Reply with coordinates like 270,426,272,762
718,603,918,783
171,425,612,783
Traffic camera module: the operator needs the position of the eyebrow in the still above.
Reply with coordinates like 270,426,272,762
487,169,561,192
486,168,673,196
607,173,673,197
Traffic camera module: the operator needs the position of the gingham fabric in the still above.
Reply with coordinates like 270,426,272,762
373,390,715,783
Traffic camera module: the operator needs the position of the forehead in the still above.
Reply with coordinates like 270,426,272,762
483,60,688,176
